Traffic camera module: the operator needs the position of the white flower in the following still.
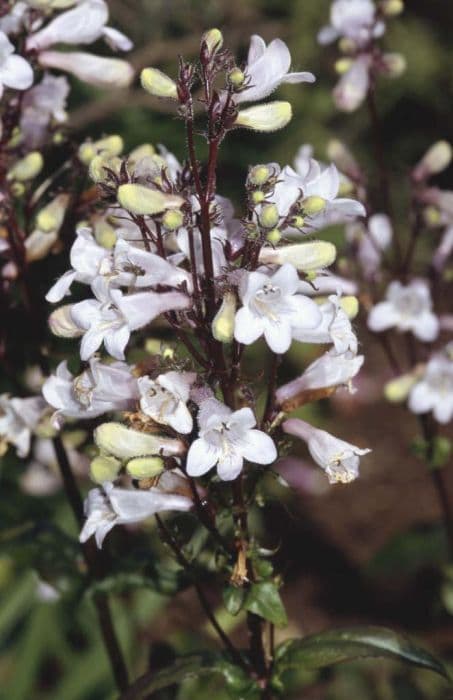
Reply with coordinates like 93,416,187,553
276,349,364,407
0,394,47,458
297,273,358,296
70,278,189,360
368,279,439,342
0,2,28,36
26,0,132,52
0,31,33,98
408,353,453,424
234,35,315,104
283,417,371,484
20,73,69,148
80,480,193,548
293,295,358,354
37,51,134,88
42,358,139,423
176,225,226,278
333,55,371,112
234,264,322,354
113,239,192,291
186,398,277,481
318,0,384,47
347,213,392,278
138,371,195,434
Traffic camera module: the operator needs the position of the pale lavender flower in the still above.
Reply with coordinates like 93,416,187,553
368,279,439,342
0,394,47,458
293,294,358,354
138,371,196,434
0,30,33,98
20,73,69,147
333,55,371,112
318,0,384,47
408,353,453,424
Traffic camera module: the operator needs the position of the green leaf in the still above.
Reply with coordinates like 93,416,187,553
119,653,257,699
273,626,450,682
244,581,288,627
223,585,246,616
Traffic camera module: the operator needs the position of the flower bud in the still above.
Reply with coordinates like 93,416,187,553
266,228,281,245
413,141,453,181
338,37,357,54
249,165,272,186
94,422,186,461
126,456,165,479
382,53,406,78
423,206,441,226
259,203,279,228
38,51,134,88
7,152,43,181
90,454,122,483
117,183,184,216
228,67,245,88
128,143,156,163
235,102,292,132
302,195,326,215
10,182,25,197
259,240,336,272
25,230,58,262
162,209,184,230
94,220,117,249
48,304,84,338
140,67,178,99
341,295,359,319
79,135,123,165
384,373,417,402
202,28,223,55
380,0,404,16
251,191,265,204
327,139,361,178
35,194,69,233
89,154,121,183
335,58,353,75
212,291,236,343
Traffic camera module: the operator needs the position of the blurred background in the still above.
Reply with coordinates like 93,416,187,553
2,0,453,698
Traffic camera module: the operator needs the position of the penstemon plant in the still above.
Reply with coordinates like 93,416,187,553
0,1,451,698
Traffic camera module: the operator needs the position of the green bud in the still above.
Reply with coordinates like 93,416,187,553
228,67,245,87
291,215,305,228
335,58,353,75
94,220,117,249
259,203,279,229
381,0,404,16
212,291,236,343
126,456,165,479
259,240,336,272
10,182,25,197
141,67,178,99
202,28,223,54
266,228,281,245
302,195,327,215
90,454,122,483
251,190,265,205
8,152,43,181
94,422,185,461
235,102,292,132
338,37,357,53
384,373,418,403
117,184,184,216
162,209,184,230
249,165,271,186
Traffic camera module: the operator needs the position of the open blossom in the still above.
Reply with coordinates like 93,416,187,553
234,264,322,354
42,358,139,423
26,0,132,52
80,480,193,548
276,349,364,407
0,394,47,458
234,35,315,104
318,0,384,47
368,279,439,342
20,73,69,148
186,399,277,481
408,353,453,424
283,418,371,484
0,31,33,98
138,371,195,434
293,295,358,354
37,51,134,88
347,213,392,278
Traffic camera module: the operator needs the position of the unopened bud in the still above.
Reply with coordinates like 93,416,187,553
423,206,442,226
302,195,327,215
89,154,121,183
48,304,83,338
7,152,43,181
249,165,271,186
266,228,281,244
7,127,21,148
340,295,359,319
235,102,292,132
94,220,117,249
90,454,121,483
162,209,184,230
338,37,357,54
252,190,265,204
128,143,156,164
338,178,354,196
94,422,185,461
327,139,360,178
259,203,279,228
384,373,417,402
381,0,404,16
202,28,223,55
35,194,69,233
291,215,305,228
141,67,178,99
382,52,406,78
335,58,353,75
259,240,336,272
126,456,164,479
414,141,453,181
228,67,245,88
117,183,184,216
78,135,123,165
10,182,25,197
212,291,236,343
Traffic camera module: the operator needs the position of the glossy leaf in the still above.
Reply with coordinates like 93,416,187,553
245,581,288,627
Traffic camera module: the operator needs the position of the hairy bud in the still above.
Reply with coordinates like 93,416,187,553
141,67,178,99
117,184,184,215
94,422,186,461
48,305,84,338
259,203,279,228
413,141,453,181
7,152,43,181
212,291,236,343
126,456,165,479
259,241,336,272
235,102,292,132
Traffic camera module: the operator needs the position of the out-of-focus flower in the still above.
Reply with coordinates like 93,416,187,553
368,279,439,341
347,213,392,278
20,436,89,496
333,55,371,112
37,51,134,88
283,417,371,483
20,74,70,147
0,394,47,457
0,31,33,98
138,371,195,434
186,398,277,481
234,263,322,354
318,0,384,47
80,480,192,548
294,294,358,354
234,35,315,104
408,352,453,424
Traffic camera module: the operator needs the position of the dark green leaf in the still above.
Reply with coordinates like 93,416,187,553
245,582,288,627
274,626,450,681
119,653,257,699
223,585,246,616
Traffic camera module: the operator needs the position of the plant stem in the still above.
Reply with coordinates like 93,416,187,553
52,436,129,692
154,514,248,671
